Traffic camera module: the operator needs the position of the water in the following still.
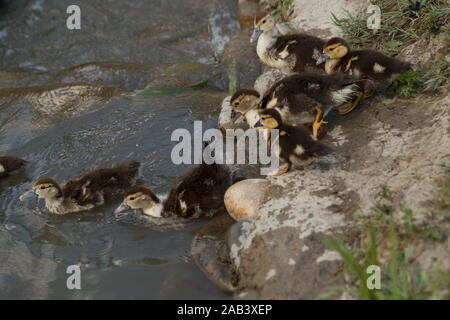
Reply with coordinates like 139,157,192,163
0,0,243,299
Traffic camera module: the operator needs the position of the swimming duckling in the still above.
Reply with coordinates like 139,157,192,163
259,72,367,137
230,88,261,128
114,163,234,219
259,109,332,176
0,156,26,178
317,37,411,110
19,160,140,214
250,13,325,74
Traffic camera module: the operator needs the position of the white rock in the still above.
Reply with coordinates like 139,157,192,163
254,68,286,96
224,179,269,221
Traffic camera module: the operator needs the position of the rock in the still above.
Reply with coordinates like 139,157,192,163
221,29,261,90
144,75,188,90
0,83,125,116
224,179,269,221
226,219,255,270
290,0,368,38
237,0,260,30
191,213,237,293
398,33,448,69
254,68,286,95
230,88,450,298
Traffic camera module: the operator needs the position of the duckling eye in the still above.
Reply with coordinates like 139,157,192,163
262,19,266,24
234,102,239,106
129,197,135,201
329,47,335,51
40,186,46,190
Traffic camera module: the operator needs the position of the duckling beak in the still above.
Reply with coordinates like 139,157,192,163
19,190,36,201
316,52,330,65
114,201,130,214
250,27,263,43
231,110,243,124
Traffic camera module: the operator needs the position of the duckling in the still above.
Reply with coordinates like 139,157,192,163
230,88,261,128
250,13,325,74
317,37,411,112
0,156,26,178
259,109,332,176
258,72,368,137
19,160,140,214
114,162,234,219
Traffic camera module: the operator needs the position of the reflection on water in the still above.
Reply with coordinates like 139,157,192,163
0,0,241,299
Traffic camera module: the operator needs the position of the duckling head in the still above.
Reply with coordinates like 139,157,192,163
230,89,260,124
316,37,350,65
19,178,63,202
258,108,282,129
250,13,275,43
114,185,162,217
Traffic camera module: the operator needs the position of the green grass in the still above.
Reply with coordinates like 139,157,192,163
331,0,449,55
318,166,450,300
228,59,237,95
272,0,294,22
423,57,450,90
386,69,424,97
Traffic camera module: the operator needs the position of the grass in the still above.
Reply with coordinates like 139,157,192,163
331,0,449,55
272,0,294,22
318,164,450,299
386,69,424,97
228,59,237,95
331,0,450,96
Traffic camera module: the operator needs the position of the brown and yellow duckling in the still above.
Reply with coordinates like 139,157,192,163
258,72,368,137
115,162,235,219
0,156,26,178
317,37,411,111
258,109,333,176
19,160,140,214
230,88,262,128
250,13,326,74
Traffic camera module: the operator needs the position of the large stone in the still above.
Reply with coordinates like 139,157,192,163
290,0,367,38
191,213,237,293
254,68,286,95
221,29,261,90
231,89,450,299
224,179,269,221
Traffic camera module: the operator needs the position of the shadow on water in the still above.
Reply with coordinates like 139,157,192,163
0,0,242,299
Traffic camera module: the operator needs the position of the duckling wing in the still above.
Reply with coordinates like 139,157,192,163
284,125,333,160
287,93,320,115
348,50,411,80
63,160,140,205
163,163,231,218
272,35,325,71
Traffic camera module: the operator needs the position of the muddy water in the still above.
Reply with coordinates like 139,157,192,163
0,0,243,299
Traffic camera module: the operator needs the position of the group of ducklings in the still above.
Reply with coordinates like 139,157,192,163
1,12,411,219
1,155,235,217
231,12,411,175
